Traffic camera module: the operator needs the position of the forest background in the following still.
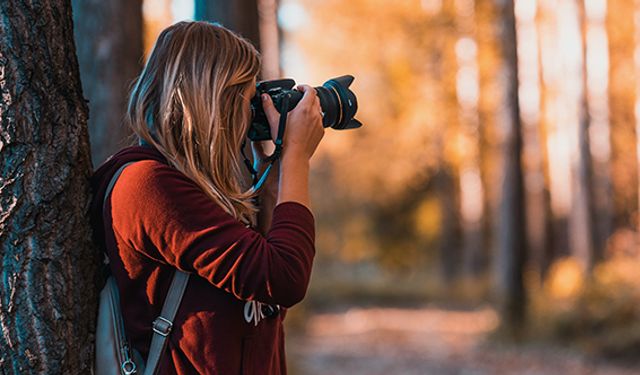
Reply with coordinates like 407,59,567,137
2,0,640,373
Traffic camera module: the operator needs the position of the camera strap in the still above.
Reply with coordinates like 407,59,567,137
241,94,291,191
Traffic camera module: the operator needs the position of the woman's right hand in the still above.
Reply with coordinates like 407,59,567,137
260,84,325,208
261,84,325,161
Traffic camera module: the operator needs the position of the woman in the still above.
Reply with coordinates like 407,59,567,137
90,21,323,374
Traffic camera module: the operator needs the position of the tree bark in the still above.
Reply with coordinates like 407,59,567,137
195,0,261,47
72,0,143,166
0,0,98,373
494,0,527,338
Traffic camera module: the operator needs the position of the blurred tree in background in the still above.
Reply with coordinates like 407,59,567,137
72,0,143,166
195,0,260,45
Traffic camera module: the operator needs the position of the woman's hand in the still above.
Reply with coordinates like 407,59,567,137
260,85,325,161
260,84,325,209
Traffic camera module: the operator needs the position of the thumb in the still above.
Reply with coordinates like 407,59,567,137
261,94,280,141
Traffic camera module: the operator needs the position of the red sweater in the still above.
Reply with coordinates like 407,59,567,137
89,146,315,374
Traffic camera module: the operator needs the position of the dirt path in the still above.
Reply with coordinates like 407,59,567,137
287,306,638,375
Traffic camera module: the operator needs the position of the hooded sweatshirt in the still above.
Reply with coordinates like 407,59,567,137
89,145,315,374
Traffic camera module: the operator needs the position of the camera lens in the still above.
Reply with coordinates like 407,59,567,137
317,75,362,130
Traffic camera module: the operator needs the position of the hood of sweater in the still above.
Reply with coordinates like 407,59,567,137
89,145,168,252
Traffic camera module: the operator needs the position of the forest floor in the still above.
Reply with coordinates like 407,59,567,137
286,305,639,375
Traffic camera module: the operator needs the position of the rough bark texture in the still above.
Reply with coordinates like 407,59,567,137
195,0,261,47
0,0,98,373
494,0,527,338
72,0,142,167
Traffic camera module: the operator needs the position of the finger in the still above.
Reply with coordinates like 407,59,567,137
296,84,317,106
260,94,280,140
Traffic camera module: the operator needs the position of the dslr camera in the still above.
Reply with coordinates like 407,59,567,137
248,75,363,141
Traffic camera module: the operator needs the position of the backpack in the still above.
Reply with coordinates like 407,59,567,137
95,162,190,375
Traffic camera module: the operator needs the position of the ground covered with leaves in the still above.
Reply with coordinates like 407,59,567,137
287,306,639,375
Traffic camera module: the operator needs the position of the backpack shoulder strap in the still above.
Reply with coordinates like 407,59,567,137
103,162,136,213
145,271,189,375
102,161,190,375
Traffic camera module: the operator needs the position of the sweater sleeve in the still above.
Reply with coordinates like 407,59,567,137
109,160,315,308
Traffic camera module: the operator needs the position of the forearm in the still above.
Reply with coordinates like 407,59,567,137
252,148,279,235
277,155,310,208
256,188,277,235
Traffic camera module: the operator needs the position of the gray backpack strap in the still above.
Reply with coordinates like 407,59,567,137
103,162,136,212
103,161,190,375
144,270,190,375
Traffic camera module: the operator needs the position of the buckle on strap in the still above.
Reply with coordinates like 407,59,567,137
152,316,173,337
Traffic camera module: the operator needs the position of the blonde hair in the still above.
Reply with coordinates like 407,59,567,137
126,21,261,225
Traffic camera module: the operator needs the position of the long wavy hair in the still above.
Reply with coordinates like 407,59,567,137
126,21,261,224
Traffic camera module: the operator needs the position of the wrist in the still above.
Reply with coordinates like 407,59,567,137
281,151,310,168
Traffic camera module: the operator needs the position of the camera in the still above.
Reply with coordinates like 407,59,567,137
248,75,363,141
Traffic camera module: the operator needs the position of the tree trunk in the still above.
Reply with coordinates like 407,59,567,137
436,167,463,282
195,0,261,47
0,1,98,373
607,0,638,233
437,0,463,283
257,0,282,79
476,0,503,280
494,0,527,338
571,0,598,272
72,0,143,166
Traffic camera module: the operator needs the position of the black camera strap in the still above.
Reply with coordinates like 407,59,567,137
242,94,291,192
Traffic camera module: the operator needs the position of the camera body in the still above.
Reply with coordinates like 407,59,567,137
248,75,363,141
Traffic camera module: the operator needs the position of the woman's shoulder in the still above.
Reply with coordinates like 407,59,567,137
112,159,205,212
119,159,195,190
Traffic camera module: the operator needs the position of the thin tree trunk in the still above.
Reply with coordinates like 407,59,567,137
607,0,638,233
535,22,556,279
435,167,463,282
257,0,281,79
571,0,598,272
636,0,640,235
0,0,97,373
494,0,527,338
514,0,548,284
72,0,143,166
453,0,485,279
476,0,503,279
437,0,463,283
195,0,261,47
